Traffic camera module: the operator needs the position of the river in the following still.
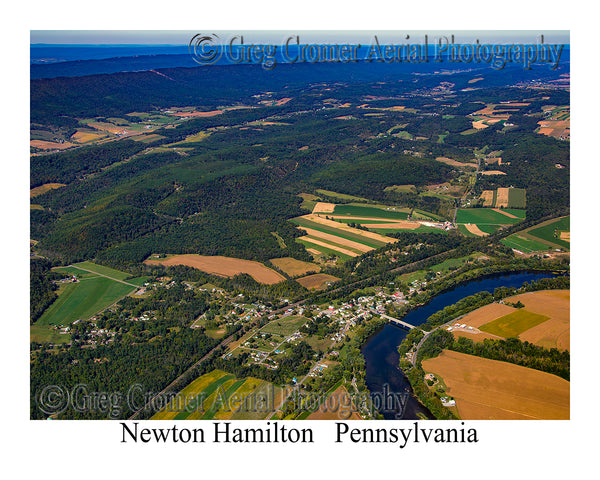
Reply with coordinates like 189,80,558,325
360,271,557,420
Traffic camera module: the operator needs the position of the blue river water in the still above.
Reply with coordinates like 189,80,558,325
361,271,557,420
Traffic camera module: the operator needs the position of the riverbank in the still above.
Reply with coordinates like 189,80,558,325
361,270,565,419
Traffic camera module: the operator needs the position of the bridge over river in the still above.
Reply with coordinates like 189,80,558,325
370,309,421,331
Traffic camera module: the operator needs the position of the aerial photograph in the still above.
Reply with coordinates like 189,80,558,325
28,29,572,425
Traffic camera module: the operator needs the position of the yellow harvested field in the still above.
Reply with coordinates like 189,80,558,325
504,290,570,351
472,120,489,129
306,248,321,255
480,170,506,175
87,122,129,134
480,190,494,207
453,290,569,351
492,208,519,219
299,236,360,257
30,140,76,150
170,110,224,118
297,227,373,253
303,214,395,243
144,254,285,285
296,273,341,290
71,130,107,143
560,232,570,242
269,257,320,277
132,133,165,143
454,302,517,329
452,330,503,342
422,350,569,419
496,187,510,208
464,224,488,237
30,183,66,198
312,202,336,213
435,157,477,168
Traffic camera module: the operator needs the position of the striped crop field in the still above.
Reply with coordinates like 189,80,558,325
291,214,396,259
151,370,282,420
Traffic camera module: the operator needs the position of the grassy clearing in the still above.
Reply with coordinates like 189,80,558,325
480,309,551,338
298,193,321,211
269,257,320,277
30,325,71,344
296,273,340,290
261,315,309,337
315,189,369,202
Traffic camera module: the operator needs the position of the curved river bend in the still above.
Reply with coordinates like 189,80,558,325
361,271,557,420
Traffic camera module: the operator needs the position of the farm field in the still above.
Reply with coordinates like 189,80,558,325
30,140,77,150
269,257,321,277
144,254,286,285
291,214,396,259
450,290,570,351
502,216,570,253
71,261,134,281
456,208,525,225
422,350,569,419
331,204,412,220
479,310,550,338
435,157,477,169
303,202,444,236
35,277,136,326
479,188,526,209
296,273,341,290
456,207,525,235
151,369,282,420
32,262,148,329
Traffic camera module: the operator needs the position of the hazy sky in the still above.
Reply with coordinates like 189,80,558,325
31,30,570,45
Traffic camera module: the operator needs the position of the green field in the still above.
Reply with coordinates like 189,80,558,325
30,324,71,344
35,277,136,325
35,262,147,326
315,189,369,202
383,184,417,194
456,208,525,226
508,188,527,209
527,216,570,250
262,315,309,336
501,235,552,253
332,204,411,220
72,261,132,281
480,309,551,338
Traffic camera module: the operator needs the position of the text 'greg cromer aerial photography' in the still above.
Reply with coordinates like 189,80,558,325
30,30,570,425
